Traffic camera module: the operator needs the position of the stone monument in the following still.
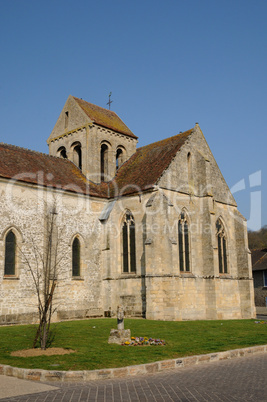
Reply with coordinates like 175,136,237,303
108,305,131,344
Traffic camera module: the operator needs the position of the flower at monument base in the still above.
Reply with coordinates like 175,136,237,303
122,336,166,346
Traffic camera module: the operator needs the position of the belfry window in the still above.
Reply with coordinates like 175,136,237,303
178,212,190,272
122,212,136,273
4,230,16,276
216,219,228,274
101,144,109,181
116,148,124,170
72,237,80,277
57,146,67,159
72,143,82,170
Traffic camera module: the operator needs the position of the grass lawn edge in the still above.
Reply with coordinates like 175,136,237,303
0,344,266,382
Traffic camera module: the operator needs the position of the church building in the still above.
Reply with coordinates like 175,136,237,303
0,95,255,324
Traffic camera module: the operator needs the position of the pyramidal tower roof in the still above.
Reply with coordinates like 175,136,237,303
72,96,137,138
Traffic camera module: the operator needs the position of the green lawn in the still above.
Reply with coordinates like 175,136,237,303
0,319,266,371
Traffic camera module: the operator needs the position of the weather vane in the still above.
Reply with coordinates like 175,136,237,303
107,92,113,110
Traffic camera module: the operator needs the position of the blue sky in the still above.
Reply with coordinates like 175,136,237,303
0,0,266,230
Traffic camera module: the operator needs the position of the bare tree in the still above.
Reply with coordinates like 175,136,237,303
21,205,64,350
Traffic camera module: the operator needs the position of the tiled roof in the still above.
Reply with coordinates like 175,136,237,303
73,97,137,139
251,249,267,271
0,143,106,198
109,129,193,197
0,129,193,199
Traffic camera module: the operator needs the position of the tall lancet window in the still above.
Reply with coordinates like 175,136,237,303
72,237,81,277
178,212,190,272
216,219,228,274
122,211,136,273
4,230,16,276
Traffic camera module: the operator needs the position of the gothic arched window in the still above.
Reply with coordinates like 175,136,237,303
72,237,80,277
216,219,228,274
122,212,136,273
4,230,16,276
178,212,190,272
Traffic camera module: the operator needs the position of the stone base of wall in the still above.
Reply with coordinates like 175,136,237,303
0,308,103,326
256,306,267,315
0,312,39,326
56,309,103,321
145,276,255,321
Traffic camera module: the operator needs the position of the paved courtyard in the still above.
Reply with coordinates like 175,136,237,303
1,353,266,401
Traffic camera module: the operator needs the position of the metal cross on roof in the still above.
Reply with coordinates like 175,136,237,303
107,92,113,110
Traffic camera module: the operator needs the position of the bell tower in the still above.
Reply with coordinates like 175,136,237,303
47,95,138,183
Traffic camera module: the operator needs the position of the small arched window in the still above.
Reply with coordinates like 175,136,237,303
72,142,82,170
4,230,16,276
65,111,69,129
116,147,124,170
72,237,80,277
216,219,228,274
122,212,136,273
178,212,190,272
101,144,109,181
57,146,67,159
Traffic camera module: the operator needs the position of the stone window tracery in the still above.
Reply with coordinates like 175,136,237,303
178,212,190,272
72,237,80,277
4,230,16,276
216,219,228,274
122,211,136,273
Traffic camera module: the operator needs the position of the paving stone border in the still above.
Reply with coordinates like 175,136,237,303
0,345,266,382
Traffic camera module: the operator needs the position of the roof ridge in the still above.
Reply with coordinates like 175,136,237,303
136,129,194,151
73,96,118,116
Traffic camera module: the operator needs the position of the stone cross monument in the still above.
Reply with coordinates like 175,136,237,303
108,305,131,344
117,305,124,330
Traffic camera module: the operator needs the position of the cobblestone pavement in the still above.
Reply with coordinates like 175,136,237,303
1,353,267,402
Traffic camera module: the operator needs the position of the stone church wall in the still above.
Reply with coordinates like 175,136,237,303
0,179,105,325
100,184,255,321
101,195,149,318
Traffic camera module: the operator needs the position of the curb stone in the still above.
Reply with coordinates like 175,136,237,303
0,345,266,383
